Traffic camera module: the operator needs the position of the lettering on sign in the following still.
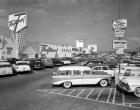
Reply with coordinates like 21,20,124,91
8,12,27,32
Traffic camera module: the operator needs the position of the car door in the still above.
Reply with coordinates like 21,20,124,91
72,70,82,85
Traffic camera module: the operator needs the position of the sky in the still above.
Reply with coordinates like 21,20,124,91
0,0,140,51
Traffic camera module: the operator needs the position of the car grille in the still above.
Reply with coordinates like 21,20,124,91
119,80,131,91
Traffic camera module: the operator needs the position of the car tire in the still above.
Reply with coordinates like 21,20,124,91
134,87,140,97
99,79,108,87
63,81,72,88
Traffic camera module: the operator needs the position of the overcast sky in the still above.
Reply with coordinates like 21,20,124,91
0,0,140,51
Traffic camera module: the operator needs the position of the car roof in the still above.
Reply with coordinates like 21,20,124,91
16,61,28,63
0,62,10,65
58,66,91,71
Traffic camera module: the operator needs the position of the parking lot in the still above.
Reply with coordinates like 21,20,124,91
37,87,140,109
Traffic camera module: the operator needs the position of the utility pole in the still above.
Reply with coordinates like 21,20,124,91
112,0,127,84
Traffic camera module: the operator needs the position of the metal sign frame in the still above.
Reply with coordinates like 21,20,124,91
113,40,127,49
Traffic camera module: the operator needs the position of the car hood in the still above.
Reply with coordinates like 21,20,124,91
120,76,140,86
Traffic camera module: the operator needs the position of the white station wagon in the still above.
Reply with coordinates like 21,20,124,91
13,61,31,73
52,66,112,88
118,69,140,97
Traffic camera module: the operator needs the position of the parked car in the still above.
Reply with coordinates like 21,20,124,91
52,66,112,88
114,66,140,76
60,57,71,65
92,65,115,77
66,57,77,64
30,58,45,70
12,61,32,73
0,61,13,75
41,58,54,68
81,60,103,67
117,70,140,97
51,58,64,66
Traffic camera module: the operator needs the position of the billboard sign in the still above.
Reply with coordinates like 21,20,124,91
116,48,124,55
113,40,127,49
112,18,127,30
114,29,125,37
8,12,27,32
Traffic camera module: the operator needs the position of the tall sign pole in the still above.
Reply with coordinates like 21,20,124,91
112,0,127,84
8,12,28,59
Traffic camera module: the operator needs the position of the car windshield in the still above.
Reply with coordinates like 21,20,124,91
0,64,11,67
17,62,28,65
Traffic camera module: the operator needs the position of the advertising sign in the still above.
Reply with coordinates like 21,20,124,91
8,12,27,32
113,40,127,49
116,48,124,55
112,18,127,30
114,29,125,37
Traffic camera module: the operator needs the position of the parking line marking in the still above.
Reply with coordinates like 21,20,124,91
67,89,76,95
122,91,125,105
37,88,140,109
112,88,116,104
49,89,57,93
96,89,103,100
76,89,85,97
85,89,94,99
106,88,112,103
58,89,67,94
49,90,140,109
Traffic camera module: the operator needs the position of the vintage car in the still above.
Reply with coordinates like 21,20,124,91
30,58,45,70
12,61,32,73
0,61,13,75
117,69,140,97
92,65,115,77
51,58,64,66
41,58,54,68
52,66,112,88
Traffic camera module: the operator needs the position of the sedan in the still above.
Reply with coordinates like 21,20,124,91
12,61,32,73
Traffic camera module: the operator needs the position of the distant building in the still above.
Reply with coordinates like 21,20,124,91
21,41,73,59
2,37,17,59
76,40,85,53
21,41,41,59
87,44,97,53
40,43,72,58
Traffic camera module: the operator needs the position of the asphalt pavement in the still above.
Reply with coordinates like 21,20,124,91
0,67,140,110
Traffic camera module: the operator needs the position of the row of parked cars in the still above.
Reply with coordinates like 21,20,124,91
0,57,77,76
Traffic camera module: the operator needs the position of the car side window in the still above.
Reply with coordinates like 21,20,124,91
102,66,109,70
83,70,91,75
57,70,72,75
93,67,101,70
73,70,81,75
